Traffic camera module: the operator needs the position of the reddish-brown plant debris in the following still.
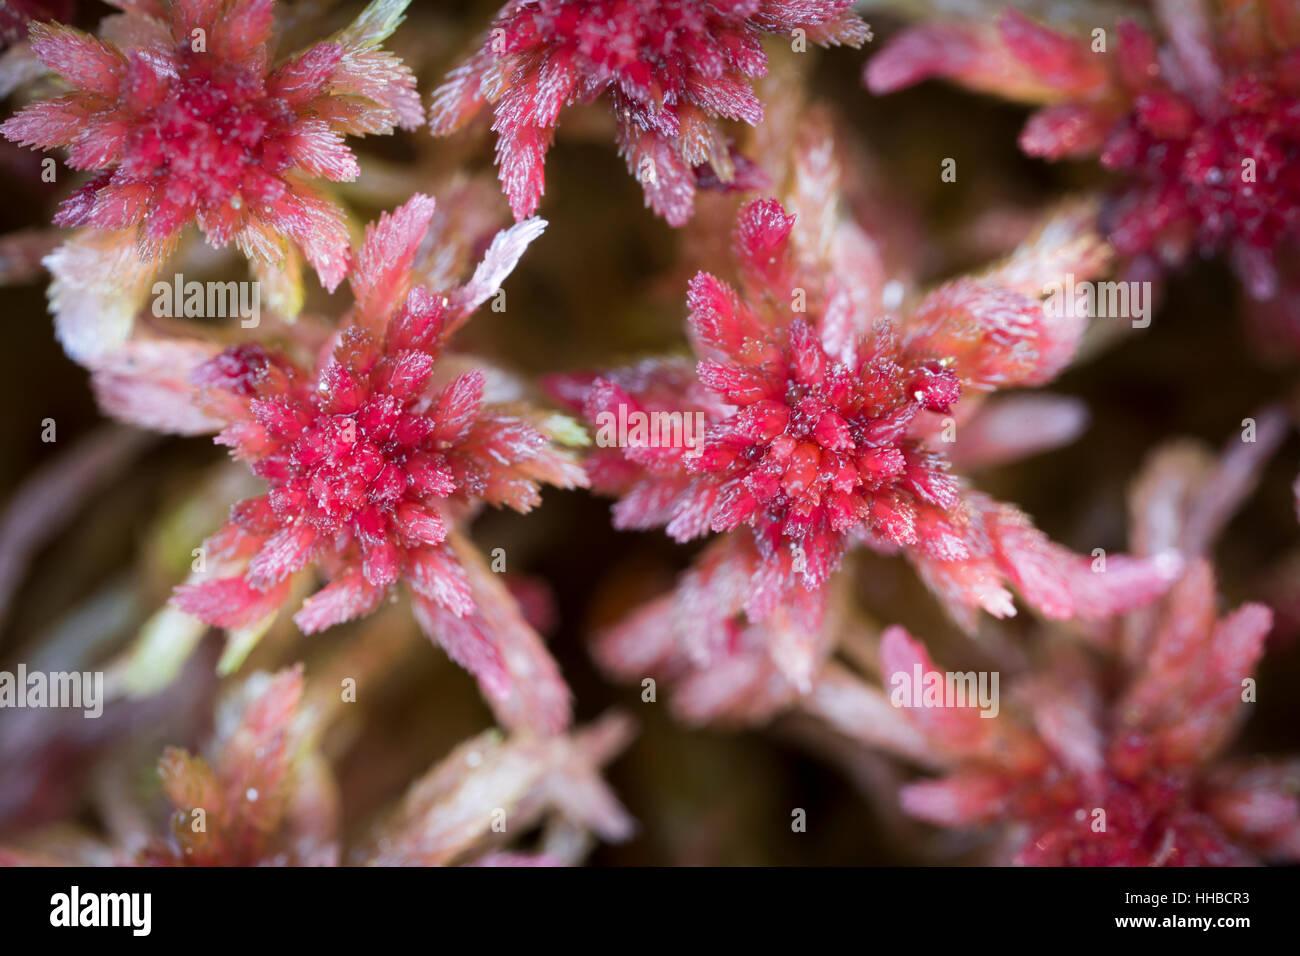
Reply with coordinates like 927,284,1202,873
430,0,869,225
867,0,1300,302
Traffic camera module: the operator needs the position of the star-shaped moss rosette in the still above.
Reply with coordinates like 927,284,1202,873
429,0,870,226
0,0,424,360
556,194,1173,629
98,193,586,734
866,1,1300,303
552,120,1185,723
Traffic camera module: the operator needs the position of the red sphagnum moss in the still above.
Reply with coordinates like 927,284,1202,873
0,0,423,361
867,0,1300,301
1,0,1297,873
2,0,421,283
880,566,1296,866
430,0,870,225
777,412,1299,866
158,193,585,734
0,666,634,866
554,190,1177,640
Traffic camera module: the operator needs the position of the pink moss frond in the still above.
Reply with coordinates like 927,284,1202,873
2,0,423,290
867,3,1300,301
562,194,1166,635
430,0,868,225
164,195,580,734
